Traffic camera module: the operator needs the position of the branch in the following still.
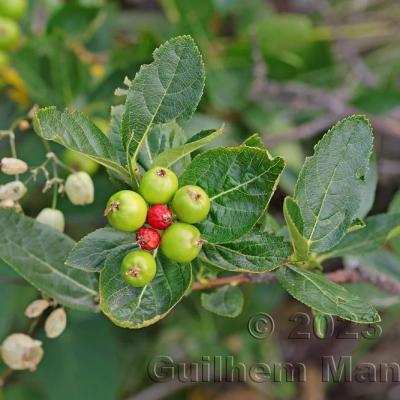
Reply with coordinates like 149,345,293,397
248,33,400,144
192,266,400,296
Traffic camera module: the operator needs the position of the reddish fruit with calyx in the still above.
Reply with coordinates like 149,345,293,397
147,204,173,230
136,227,161,251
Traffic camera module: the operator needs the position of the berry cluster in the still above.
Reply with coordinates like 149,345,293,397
104,167,210,288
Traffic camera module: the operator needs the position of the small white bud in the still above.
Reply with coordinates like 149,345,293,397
65,172,94,205
25,299,51,318
36,208,65,232
1,158,28,175
44,308,67,339
0,333,43,371
0,181,27,200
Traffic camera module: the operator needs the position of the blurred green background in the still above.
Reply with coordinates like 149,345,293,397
1,0,400,399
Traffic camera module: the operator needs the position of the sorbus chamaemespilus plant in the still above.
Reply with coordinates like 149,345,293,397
172,185,210,224
160,222,204,263
139,167,178,204
136,227,161,251
120,251,157,287
105,190,147,232
105,169,211,273
147,204,173,230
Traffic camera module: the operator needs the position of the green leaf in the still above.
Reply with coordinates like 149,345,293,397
121,35,205,175
109,105,126,165
33,107,130,182
357,154,377,218
346,250,400,282
389,191,400,213
320,213,400,259
347,218,366,233
138,121,187,171
0,210,98,312
294,115,373,253
152,126,224,168
283,196,308,260
345,283,400,308
180,146,284,243
276,265,380,323
201,286,244,318
201,231,291,272
66,228,135,273
243,133,264,148
100,250,192,328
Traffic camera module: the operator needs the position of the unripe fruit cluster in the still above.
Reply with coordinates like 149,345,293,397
0,0,27,72
104,167,211,288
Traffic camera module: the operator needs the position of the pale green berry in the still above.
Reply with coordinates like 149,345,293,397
36,208,65,232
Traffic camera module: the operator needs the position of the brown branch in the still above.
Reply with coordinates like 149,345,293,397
192,266,400,296
258,82,400,144
248,31,400,144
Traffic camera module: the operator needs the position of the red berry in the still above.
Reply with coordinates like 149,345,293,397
136,227,161,251
147,204,173,230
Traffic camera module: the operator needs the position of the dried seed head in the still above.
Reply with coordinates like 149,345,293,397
25,299,51,319
44,308,67,339
0,181,27,201
0,198,22,212
0,198,15,208
1,158,28,175
0,333,43,371
65,172,94,206
36,208,65,232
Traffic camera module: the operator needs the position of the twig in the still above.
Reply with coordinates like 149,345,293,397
256,82,400,143
192,266,400,296
248,29,400,144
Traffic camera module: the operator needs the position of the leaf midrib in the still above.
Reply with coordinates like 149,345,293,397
3,238,97,296
210,159,280,201
126,44,186,181
306,132,354,244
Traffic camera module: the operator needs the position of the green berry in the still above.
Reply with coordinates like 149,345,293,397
172,185,210,224
105,190,147,232
161,222,203,263
120,251,156,287
139,167,178,204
